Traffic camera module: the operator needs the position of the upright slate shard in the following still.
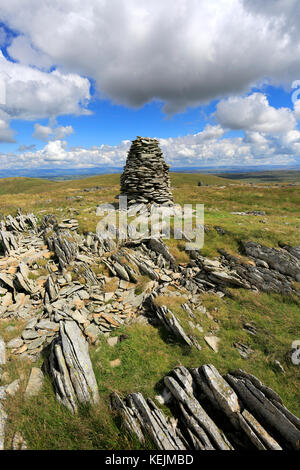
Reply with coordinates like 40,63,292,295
120,136,174,206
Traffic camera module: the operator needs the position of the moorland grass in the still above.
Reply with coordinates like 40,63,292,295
0,173,299,449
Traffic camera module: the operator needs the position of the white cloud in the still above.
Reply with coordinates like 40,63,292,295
53,125,74,140
8,35,52,70
1,1,300,112
293,100,300,120
216,93,296,134
195,125,225,141
0,27,9,47
0,110,15,142
0,51,91,120
32,124,52,141
18,144,36,151
1,124,299,170
0,139,131,169
42,140,69,162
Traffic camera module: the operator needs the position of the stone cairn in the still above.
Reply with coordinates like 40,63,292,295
120,136,174,206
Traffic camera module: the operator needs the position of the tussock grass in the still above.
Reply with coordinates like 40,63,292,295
0,173,299,449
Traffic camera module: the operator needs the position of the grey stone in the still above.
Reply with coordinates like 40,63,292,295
107,336,119,347
26,336,46,350
36,320,59,332
7,338,24,349
204,336,220,353
5,379,20,397
0,336,5,365
47,321,99,413
22,329,40,341
25,368,44,398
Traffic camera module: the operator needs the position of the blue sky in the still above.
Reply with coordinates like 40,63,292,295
1,1,300,171
8,98,221,152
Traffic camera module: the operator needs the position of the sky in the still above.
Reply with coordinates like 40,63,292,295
1,0,300,171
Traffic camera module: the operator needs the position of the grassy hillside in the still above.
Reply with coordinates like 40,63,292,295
0,173,298,256
0,173,299,449
218,170,300,183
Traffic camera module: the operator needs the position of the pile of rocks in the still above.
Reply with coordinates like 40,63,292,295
120,136,174,206
112,364,300,450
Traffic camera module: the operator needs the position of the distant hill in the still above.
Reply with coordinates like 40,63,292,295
217,170,300,183
1,165,299,181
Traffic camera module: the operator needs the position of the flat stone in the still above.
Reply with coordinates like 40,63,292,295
26,336,46,351
15,344,28,354
22,329,40,341
5,379,20,397
25,318,38,330
104,292,115,302
78,290,90,300
25,368,44,398
70,310,88,324
84,324,100,343
204,336,220,353
110,358,121,368
7,338,24,349
107,336,119,347
36,320,59,332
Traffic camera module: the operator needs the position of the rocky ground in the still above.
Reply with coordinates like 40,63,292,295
0,201,299,450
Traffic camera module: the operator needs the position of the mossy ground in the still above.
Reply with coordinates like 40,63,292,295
0,173,299,449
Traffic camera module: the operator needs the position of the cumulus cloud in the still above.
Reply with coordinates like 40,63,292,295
216,93,296,134
8,35,52,70
53,125,74,140
0,139,131,169
0,110,15,142
18,144,36,152
0,27,9,47
1,0,300,112
1,124,299,170
293,99,300,120
0,51,91,121
32,124,52,141
33,123,74,141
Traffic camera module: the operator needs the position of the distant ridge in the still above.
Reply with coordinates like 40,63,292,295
0,165,299,180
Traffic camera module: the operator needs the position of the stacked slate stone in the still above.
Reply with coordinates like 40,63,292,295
120,136,174,206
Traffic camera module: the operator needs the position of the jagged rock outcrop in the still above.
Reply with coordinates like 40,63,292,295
150,299,201,350
219,245,300,295
111,392,187,450
120,137,173,206
242,241,300,281
225,369,300,450
45,230,80,270
112,364,300,450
